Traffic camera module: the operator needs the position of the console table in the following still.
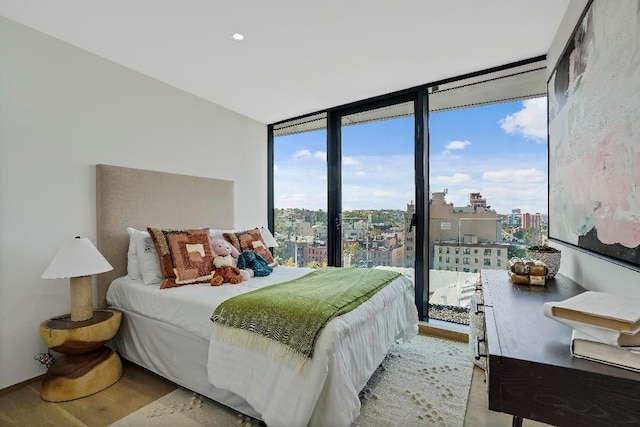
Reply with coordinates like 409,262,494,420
480,269,640,426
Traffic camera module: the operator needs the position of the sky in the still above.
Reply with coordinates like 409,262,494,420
274,97,548,215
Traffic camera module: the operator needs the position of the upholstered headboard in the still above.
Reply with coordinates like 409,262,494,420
96,164,235,307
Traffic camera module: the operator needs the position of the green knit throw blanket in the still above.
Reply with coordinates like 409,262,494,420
210,267,400,373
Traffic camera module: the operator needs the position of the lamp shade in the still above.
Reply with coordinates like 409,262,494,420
259,227,279,248
42,237,113,279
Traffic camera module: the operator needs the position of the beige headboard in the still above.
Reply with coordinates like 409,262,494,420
96,164,235,307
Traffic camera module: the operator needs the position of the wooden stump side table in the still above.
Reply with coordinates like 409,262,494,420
39,308,122,402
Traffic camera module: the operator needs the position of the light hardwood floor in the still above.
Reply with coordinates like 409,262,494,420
0,359,177,427
0,341,550,426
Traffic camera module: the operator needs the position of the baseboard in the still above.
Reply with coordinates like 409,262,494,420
418,321,469,343
0,374,44,397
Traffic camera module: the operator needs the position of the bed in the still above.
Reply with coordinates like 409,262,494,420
96,164,419,427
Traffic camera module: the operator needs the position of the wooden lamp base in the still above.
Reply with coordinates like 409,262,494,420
69,275,93,322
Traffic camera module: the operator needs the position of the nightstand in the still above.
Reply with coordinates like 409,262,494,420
39,308,122,402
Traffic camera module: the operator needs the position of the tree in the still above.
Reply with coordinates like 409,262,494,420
523,227,541,246
508,245,526,259
344,242,364,264
274,243,288,264
306,260,327,269
313,210,327,226
281,257,297,267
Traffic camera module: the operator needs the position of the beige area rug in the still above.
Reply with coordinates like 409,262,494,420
110,335,473,427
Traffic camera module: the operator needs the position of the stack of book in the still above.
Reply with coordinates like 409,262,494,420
543,291,640,372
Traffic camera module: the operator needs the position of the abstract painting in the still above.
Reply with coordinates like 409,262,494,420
548,0,640,268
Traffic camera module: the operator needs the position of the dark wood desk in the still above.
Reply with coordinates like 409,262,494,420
481,269,640,427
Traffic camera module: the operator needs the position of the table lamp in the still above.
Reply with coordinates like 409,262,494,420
41,236,113,322
260,227,279,247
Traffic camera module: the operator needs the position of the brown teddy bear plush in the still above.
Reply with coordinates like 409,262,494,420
210,238,246,286
210,264,244,286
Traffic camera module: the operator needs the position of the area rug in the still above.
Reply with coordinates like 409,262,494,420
110,335,473,427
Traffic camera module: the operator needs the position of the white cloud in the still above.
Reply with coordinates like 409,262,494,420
483,168,546,183
443,139,471,155
291,149,327,162
372,190,402,199
476,181,548,214
293,149,311,159
346,155,413,183
431,173,472,185
278,192,325,208
443,188,475,207
343,156,360,167
499,98,547,142
278,193,306,203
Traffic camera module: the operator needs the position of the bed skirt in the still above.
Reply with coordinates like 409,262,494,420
110,274,418,426
109,309,263,419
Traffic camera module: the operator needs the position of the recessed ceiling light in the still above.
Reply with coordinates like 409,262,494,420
231,33,245,42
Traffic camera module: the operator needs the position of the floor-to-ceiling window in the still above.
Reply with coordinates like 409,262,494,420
423,58,548,324
271,114,328,267
269,57,547,325
339,103,416,274
271,102,420,276
427,97,548,324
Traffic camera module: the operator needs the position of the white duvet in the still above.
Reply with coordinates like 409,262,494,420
107,266,418,427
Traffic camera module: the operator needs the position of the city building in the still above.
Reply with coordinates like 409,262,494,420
522,212,542,230
403,202,416,268
432,242,509,273
428,191,507,272
508,209,522,228
429,191,501,244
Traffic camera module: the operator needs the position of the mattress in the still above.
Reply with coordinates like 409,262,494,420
107,266,418,427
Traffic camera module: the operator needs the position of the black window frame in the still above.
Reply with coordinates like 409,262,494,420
268,55,547,322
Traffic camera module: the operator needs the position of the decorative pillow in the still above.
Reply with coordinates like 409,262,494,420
211,227,278,248
147,228,214,289
132,228,164,285
126,227,142,280
223,228,277,267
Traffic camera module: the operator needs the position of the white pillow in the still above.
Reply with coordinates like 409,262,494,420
209,228,234,242
126,227,143,280
131,228,163,285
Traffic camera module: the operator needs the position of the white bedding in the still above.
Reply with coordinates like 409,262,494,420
106,266,316,340
107,266,418,427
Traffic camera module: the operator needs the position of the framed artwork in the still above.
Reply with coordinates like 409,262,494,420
547,0,640,269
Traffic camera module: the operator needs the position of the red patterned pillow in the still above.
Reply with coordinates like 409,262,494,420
223,228,277,267
147,228,214,289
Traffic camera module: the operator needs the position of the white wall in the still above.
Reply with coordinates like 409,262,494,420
546,0,640,296
0,17,267,389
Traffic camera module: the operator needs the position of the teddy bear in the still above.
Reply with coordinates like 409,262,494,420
210,238,252,286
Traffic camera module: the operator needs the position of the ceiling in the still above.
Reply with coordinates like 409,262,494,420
0,0,571,125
